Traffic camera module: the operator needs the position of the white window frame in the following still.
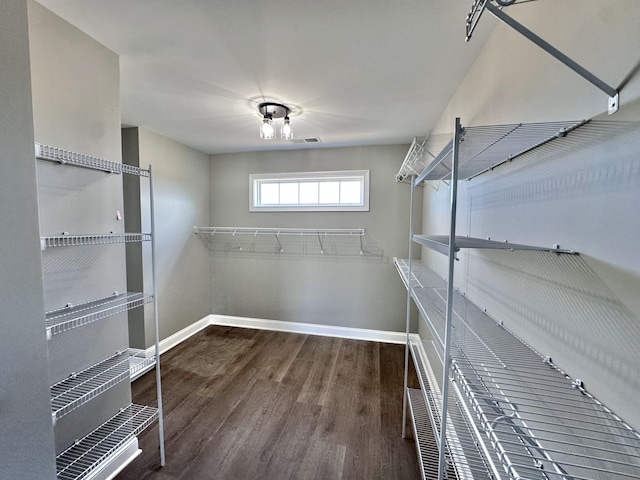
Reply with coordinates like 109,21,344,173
250,170,370,212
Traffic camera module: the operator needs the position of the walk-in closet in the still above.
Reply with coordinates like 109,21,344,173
2,1,639,479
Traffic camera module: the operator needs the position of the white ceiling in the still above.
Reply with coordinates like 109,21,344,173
35,0,495,154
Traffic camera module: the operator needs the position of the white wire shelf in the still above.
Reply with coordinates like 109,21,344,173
408,341,495,480
35,143,149,177
397,261,640,480
413,234,577,256
396,136,430,183
194,226,382,257
407,388,445,480
398,258,497,479
46,292,153,338
409,120,591,184
41,233,152,250
195,226,365,234
395,258,447,357
56,403,158,480
50,351,130,422
128,348,156,381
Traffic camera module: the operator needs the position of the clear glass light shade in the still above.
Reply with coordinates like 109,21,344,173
281,117,293,140
260,117,275,139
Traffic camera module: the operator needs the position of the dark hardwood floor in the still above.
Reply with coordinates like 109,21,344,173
116,326,420,480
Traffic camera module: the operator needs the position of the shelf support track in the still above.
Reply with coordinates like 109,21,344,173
485,2,619,114
437,118,462,480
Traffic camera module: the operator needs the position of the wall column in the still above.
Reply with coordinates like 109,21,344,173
0,0,57,478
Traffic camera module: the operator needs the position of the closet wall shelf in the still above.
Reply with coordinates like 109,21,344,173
50,351,130,423
402,119,590,185
194,226,376,256
409,340,494,480
194,226,365,237
55,404,158,480
46,292,153,338
41,233,151,250
394,258,424,291
395,258,446,356
413,234,576,256
398,260,640,480
35,143,149,177
407,388,443,480
398,258,499,480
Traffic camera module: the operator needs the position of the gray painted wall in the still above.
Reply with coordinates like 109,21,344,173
122,127,147,348
0,1,56,477
123,127,211,347
419,0,640,430
28,0,132,456
209,145,422,332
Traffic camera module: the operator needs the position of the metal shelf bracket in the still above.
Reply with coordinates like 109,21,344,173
466,1,620,115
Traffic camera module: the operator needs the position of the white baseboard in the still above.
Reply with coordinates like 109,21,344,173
141,314,408,363
157,316,211,355
139,316,211,365
208,314,408,344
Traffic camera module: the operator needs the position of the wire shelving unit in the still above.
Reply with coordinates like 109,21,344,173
397,257,640,480
45,292,153,338
37,144,165,478
194,226,381,257
412,235,576,256
55,404,158,480
400,120,590,185
408,342,492,480
50,351,130,422
36,143,149,177
397,257,497,479
41,233,151,250
396,118,640,480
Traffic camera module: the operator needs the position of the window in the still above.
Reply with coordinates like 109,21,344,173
250,170,370,212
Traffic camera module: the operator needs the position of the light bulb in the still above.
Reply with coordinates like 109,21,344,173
281,117,293,140
260,117,275,139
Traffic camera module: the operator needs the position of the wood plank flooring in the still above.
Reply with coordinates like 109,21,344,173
116,326,420,480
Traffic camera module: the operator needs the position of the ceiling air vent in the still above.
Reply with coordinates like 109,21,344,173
290,137,321,144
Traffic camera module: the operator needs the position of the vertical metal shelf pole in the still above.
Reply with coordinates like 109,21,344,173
148,165,166,466
401,175,416,439
437,118,461,480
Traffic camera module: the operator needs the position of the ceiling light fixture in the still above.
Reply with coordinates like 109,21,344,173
281,116,293,140
260,116,275,140
258,102,293,140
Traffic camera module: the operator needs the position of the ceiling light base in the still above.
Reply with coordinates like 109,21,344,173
258,102,290,119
